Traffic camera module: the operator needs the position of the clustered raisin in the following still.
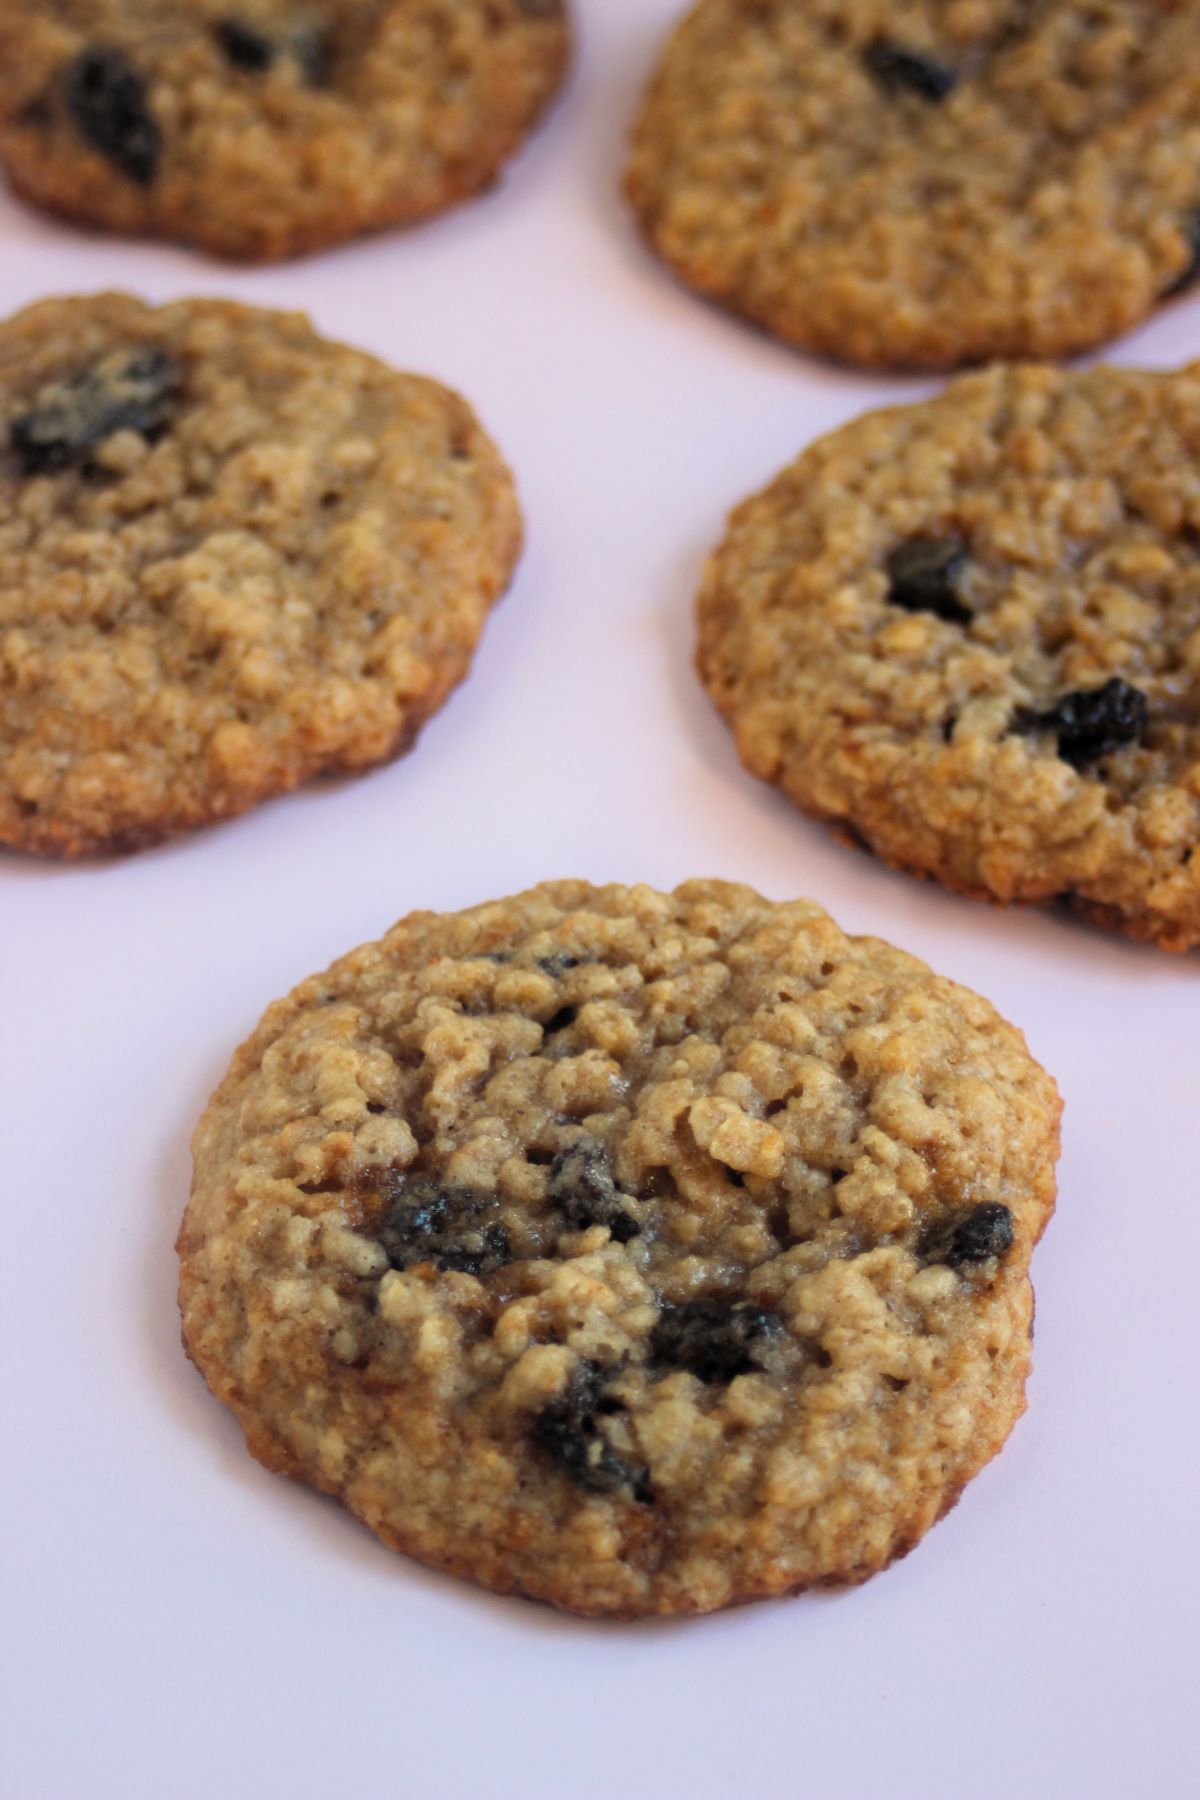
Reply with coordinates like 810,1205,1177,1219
537,952,584,979
548,1141,640,1243
11,346,180,475
376,1173,510,1276
66,48,160,185
1013,678,1149,768
214,18,333,85
884,536,972,624
650,1298,780,1384
921,1202,1015,1270
530,1362,650,1501
214,20,275,71
863,39,959,101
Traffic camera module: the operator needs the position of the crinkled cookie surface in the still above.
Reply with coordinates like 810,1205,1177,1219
697,362,1200,951
626,0,1200,369
0,0,569,259
0,293,521,857
178,880,1060,1618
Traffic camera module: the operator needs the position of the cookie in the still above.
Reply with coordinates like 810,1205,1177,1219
0,293,521,857
0,1,568,261
177,879,1060,1618
625,1,1200,370
696,362,1200,951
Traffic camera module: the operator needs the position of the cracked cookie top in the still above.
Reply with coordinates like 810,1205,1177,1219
626,0,1200,369
178,879,1060,1618
697,361,1200,951
0,293,521,857
0,0,569,260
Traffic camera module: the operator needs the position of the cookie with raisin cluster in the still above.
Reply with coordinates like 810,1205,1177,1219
0,293,521,856
0,0,568,260
697,362,1200,951
626,1,1200,369
177,880,1060,1618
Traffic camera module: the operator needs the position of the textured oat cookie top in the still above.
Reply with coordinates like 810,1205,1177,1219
178,880,1059,1618
626,0,1200,369
0,294,521,857
697,362,1200,951
0,0,568,260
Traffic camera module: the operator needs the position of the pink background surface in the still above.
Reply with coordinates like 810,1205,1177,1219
3,6,1198,1796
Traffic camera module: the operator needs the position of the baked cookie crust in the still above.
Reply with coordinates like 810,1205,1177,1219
697,362,1200,951
626,0,1200,370
0,293,521,857
178,880,1060,1618
0,0,569,261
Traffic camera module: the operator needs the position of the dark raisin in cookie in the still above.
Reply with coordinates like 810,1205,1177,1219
64,46,160,186
10,344,178,472
0,1,569,260
626,1,1200,369
697,362,1200,952
178,880,1060,1618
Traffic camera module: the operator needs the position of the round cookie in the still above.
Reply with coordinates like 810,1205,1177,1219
0,0,568,261
177,879,1060,1619
625,0,1200,370
0,293,521,857
696,362,1200,952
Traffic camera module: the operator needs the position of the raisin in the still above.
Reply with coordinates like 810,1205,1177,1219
1013,678,1148,768
531,1363,649,1501
376,1173,510,1276
11,347,179,475
650,1299,780,1384
537,953,583,979
885,536,972,624
215,18,332,84
1164,211,1200,297
214,20,275,70
921,1202,1014,1269
548,1142,641,1244
864,39,959,101
65,48,160,185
